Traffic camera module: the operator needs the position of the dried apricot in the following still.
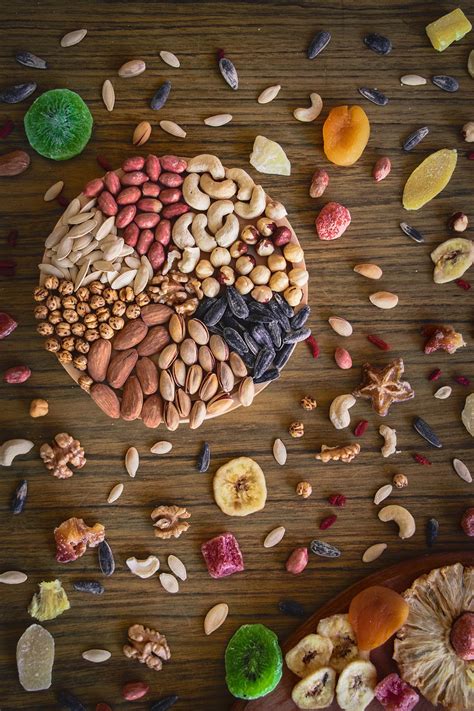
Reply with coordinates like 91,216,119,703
323,105,370,166
348,585,409,651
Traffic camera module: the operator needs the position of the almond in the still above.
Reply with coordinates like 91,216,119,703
107,349,139,389
120,375,143,421
140,303,173,326
90,383,120,418
113,319,148,350
87,338,112,382
0,150,30,176
135,357,158,395
141,394,163,428
137,325,170,356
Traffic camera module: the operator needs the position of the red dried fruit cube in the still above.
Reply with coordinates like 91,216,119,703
315,201,351,241
0,312,18,339
54,517,105,563
375,673,419,711
201,532,244,579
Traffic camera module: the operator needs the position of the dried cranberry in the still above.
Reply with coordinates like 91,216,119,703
454,375,470,387
305,334,320,358
367,333,391,350
354,420,369,437
428,368,442,381
413,453,431,466
328,494,346,507
455,278,471,290
319,514,337,530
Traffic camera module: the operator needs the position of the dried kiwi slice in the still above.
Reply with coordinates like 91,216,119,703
225,623,283,700
24,88,93,161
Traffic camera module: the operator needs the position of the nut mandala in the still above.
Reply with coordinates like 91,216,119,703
35,152,309,428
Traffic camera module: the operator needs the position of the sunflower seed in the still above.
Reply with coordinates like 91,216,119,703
226,286,249,319
60,29,87,47
204,113,233,126
82,649,111,663
307,30,331,59
374,484,392,505
150,441,173,454
358,87,389,105
310,540,341,558
160,120,186,138
102,79,115,111
44,180,64,202
151,80,171,110
202,297,227,327
197,442,210,472
278,599,305,617
150,696,179,711
403,126,429,151
427,517,439,546
400,74,426,86
0,82,37,104
58,690,86,711
399,222,424,243
0,570,28,584
159,572,179,594
413,416,442,448
273,438,287,465
98,540,115,576
432,75,459,92
267,321,282,349
257,84,281,104
251,324,273,350
263,525,286,548
273,344,293,370
273,293,294,318
254,347,275,379
434,385,452,399
291,305,311,329
218,55,238,90
107,482,124,503
283,327,311,345
204,603,228,635
15,51,47,69
452,458,472,483
72,580,104,594
362,543,387,563
168,554,187,581
11,479,28,514
363,33,392,55
160,50,180,68
253,367,280,384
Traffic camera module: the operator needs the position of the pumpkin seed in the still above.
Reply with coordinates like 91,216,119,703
362,543,387,563
98,540,115,576
273,438,287,465
452,458,472,483
82,649,111,663
328,316,353,337
15,51,47,69
118,59,146,78
374,484,393,505
307,30,331,59
400,74,426,86
168,554,187,581
469,50,474,79
160,120,186,138
257,84,281,104
204,113,233,126
434,385,452,399
403,126,429,151
369,291,398,309
0,82,37,104
432,75,459,92
107,482,124,503
0,570,27,584
160,50,180,68
159,572,179,594
204,603,229,635
102,79,115,111
60,29,87,47
358,87,389,106
150,441,173,454
125,446,139,477
263,526,286,548
150,80,171,110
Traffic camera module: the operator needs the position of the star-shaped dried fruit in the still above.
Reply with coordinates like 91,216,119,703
353,358,415,416
422,324,465,354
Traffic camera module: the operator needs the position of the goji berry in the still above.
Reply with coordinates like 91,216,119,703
6,229,18,247
97,154,112,171
454,375,470,387
428,368,442,381
354,419,369,437
455,278,471,290
319,514,337,530
328,494,346,507
413,453,431,466
367,333,391,350
0,119,14,139
305,334,320,358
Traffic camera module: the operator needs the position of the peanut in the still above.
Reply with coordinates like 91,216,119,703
286,547,309,574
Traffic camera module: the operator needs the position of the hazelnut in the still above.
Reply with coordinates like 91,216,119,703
112,300,126,317
256,217,276,237
289,421,305,438
78,374,93,392
301,395,317,410
267,253,287,272
218,265,235,285
48,309,62,325
34,305,49,320
99,323,114,340
284,243,304,263
103,287,118,303
90,294,106,310
45,337,61,352
273,225,292,247
43,275,59,291
230,240,248,258
462,121,474,142
37,321,54,336
119,286,135,302
393,472,408,489
29,398,49,418
202,277,221,298
33,286,49,302
235,276,254,295
71,322,86,337
195,259,214,279
109,316,125,331
284,286,303,307
46,295,61,311
269,271,289,292
240,224,259,245
125,304,141,319
57,349,73,364
89,280,104,295
250,265,271,285
296,481,312,498
210,247,231,268
62,308,79,324
235,255,256,276
76,286,90,302
251,285,272,303
135,292,150,307
289,268,309,287
256,238,275,257
448,211,469,232
73,354,88,371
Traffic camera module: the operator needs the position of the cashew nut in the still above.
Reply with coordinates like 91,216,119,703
265,199,287,220
216,213,240,247
0,439,34,467
162,249,181,276
171,212,195,249
186,153,225,180
191,213,217,252
234,185,266,220
178,246,200,274
207,200,234,234
225,167,255,200
293,92,323,122
379,424,397,457
200,173,237,200
378,504,416,539
329,394,356,430
126,555,160,579
182,174,210,211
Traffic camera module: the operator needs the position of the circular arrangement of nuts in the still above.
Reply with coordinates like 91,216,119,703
35,153,310,428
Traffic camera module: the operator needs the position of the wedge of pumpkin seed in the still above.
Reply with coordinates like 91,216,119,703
204,603,229,635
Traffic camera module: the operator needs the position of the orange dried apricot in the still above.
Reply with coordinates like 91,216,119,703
348,585,409,651
323,105,370,166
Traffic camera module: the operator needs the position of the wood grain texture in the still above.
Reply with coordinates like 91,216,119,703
0,1,473,709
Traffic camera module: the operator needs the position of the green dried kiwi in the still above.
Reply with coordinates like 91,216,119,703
225,623,283,700
24,88,93,160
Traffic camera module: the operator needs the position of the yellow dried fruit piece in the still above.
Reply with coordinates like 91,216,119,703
403,149,457,211
426,9,472,52
28,579,70,621
17,623,55,691
250,135,291,176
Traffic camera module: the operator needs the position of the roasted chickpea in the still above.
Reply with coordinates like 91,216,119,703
48,309,62,325
119,286,135,303
135,292,150,307
195,259,214,279
73,355,88,371
58,280,74,296
235,255,256,276
90,294,106,310
34,305,49,320
251,285,273,303
112,300,126,317
202,277,221,298
71,322,86,337
250,265,271,285
284,285,303,307
102,287,118,304
235,276,254,295
33,286,49,302
210,247,231,268
269,271,289,292
62,308,79,324
89,280,104,295
46,295,61,311
267,253,287,272
37,321,54,336
57,349,73,364
125,304,140,320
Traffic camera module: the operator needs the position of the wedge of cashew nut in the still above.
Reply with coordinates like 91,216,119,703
216,213,240,248
200,173,237,200
178,246,200,274
186,153,225,180
293,92,323,122
162,248,181,275
0,439,34,467
207,199,234,234
126,555,160,579
265,199,287,220
378,504,416,539
172,212,195,249
182,174,211,211
234,185,266,220
329,394,356,430
379,424,397,457
224,167,255,200
191,213,217,252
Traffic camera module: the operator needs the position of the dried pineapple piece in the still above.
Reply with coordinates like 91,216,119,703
250,135,291,176
426,9,472,52
403,149,457,210
28,580,70,621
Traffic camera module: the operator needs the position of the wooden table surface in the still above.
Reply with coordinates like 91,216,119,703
0,1,473,709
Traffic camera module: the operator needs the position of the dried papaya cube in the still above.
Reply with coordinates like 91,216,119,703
426,9,472,52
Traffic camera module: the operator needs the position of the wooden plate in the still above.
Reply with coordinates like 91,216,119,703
40,169,308,424
232,551,474,711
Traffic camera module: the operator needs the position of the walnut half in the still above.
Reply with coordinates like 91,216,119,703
151,505,191,539
123,624,171,671
40,432,86,479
